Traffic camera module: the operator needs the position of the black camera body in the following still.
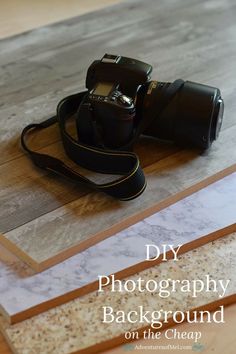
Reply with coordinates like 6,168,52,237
76,54,224,150
77,54,152,148
86,54,152,97
77,82,135,148
21,54,225,201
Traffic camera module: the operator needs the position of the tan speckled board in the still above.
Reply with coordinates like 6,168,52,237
0,233,235,354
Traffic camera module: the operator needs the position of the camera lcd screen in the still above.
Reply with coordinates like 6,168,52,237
94,82,113,96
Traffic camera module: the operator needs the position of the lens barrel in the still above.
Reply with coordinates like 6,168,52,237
142,80,224,149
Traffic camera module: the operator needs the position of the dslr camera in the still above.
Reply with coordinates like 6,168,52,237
21,54,225,200
76,54,224,150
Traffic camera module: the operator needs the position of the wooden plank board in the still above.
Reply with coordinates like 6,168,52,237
0,233,235,354
0,0,235,162
0,0,236,162
0,137,179,234
1,148,236,272
0,171,235,324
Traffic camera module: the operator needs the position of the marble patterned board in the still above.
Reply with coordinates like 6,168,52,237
0,234,236,354
0,171,236,324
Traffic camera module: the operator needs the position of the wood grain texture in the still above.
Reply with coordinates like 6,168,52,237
1,147,236,271
1,0,236,270
0,137,179,233
0,333,11,354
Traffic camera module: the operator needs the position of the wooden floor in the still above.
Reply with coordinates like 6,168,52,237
0,3,124,353
1,0,236,353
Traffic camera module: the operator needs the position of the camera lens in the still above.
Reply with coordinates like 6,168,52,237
141,80,224,149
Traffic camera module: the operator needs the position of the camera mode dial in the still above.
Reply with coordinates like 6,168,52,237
117,94,133,106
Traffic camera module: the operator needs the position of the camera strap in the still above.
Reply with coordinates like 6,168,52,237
21,80,184,201
21,91,146,200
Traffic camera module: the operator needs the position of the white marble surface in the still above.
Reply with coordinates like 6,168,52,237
0,172,236,320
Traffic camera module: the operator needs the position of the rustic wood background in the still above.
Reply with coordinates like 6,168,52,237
0,0,236,352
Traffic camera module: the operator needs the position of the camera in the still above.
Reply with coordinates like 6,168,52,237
21,54,225,200
76,54,224,150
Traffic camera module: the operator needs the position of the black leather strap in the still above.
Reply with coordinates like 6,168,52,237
21,91,146,200
21,80,184,200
